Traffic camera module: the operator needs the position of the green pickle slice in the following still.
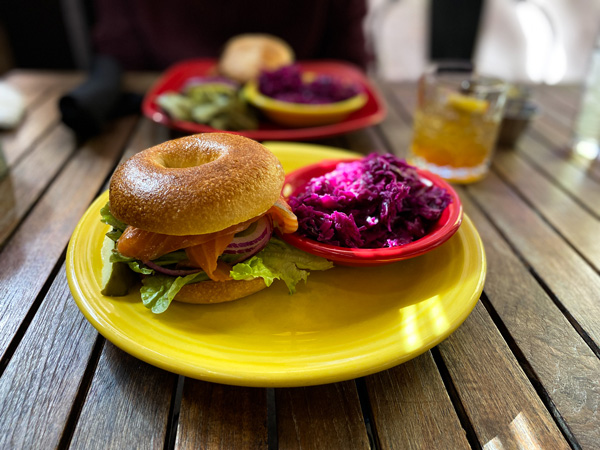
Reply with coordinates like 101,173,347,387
100,236,136,296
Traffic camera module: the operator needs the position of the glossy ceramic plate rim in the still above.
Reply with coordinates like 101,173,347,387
243,80,368,114
280,158,463,265
66,143,486,387
141,59,387,140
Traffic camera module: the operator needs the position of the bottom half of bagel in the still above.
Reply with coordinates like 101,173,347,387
173,277,267,304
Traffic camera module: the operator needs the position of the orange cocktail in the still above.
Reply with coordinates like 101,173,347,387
408,65,507,183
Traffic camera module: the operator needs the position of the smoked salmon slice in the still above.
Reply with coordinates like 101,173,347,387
186,233,236,281
268,196,298,234
117,219,252,261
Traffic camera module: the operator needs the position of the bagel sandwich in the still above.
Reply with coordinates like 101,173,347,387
100,133,332,313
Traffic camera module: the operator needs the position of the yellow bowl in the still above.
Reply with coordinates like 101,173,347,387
243,80,368,128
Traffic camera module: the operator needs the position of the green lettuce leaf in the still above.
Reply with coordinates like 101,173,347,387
100,202,128,241
141,272,210,314
109,251,154,275
230,238,333,294
127,261,154,275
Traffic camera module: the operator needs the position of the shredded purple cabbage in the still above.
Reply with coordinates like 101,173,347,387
288,154,453,249
259,64,360,104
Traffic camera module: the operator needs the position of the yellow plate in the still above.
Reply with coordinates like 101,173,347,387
243,80,368,128
66,142,486,387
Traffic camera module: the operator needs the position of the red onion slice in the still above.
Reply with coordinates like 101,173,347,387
143,260,203,277
222,216,273,263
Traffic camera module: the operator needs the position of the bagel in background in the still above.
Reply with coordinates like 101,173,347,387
218,34,294,83
100,133,332,313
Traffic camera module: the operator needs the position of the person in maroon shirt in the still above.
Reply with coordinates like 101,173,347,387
91,0,370,71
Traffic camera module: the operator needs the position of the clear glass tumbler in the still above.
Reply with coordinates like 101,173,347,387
408,63,508,183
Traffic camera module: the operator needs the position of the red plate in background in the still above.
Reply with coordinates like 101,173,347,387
142,59,387,141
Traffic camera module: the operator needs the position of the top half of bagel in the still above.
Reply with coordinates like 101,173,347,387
108,133,285,236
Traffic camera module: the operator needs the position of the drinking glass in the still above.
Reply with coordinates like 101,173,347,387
408,63,507,183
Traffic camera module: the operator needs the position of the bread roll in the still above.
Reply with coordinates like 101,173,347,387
218,33,294,83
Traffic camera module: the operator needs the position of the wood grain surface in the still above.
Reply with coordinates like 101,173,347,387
458,190,600,448
465,171,600,347
0,125,76,246
0,117,136,361
493,148,600,270
69,343,176,449
1,71,599,450
365,353,471,449
0,263,98,449
439,303,570,449
513,134,600,217
276,382,370,449
176,380,268,449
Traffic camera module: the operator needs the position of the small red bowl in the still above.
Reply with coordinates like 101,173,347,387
279,158,463,266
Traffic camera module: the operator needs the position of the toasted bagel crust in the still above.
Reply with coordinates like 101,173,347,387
109,133,284,236
174,277,267,304
218,33,294,83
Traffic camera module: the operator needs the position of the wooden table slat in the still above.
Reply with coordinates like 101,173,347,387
465,171,600,348
529,113,574,151
527,100,600,182
513,135,600,217
340,128,389,156
0,117,137,361
365,352,471,450
0,125,77,247
524,89,578,130
533,84,583,120
276,382,370,449
458,189,600,448
440,303,570,449
386,83,417,121
492,149,600,272
176,380,268,449
69,343,176,450
0,263,98,450
120,118,172,163
369,81,415,158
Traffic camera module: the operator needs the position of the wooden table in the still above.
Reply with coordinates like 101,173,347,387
1,70,599,450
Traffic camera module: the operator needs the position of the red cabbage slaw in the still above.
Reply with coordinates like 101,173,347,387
258,64,361,104
288,154,453,249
